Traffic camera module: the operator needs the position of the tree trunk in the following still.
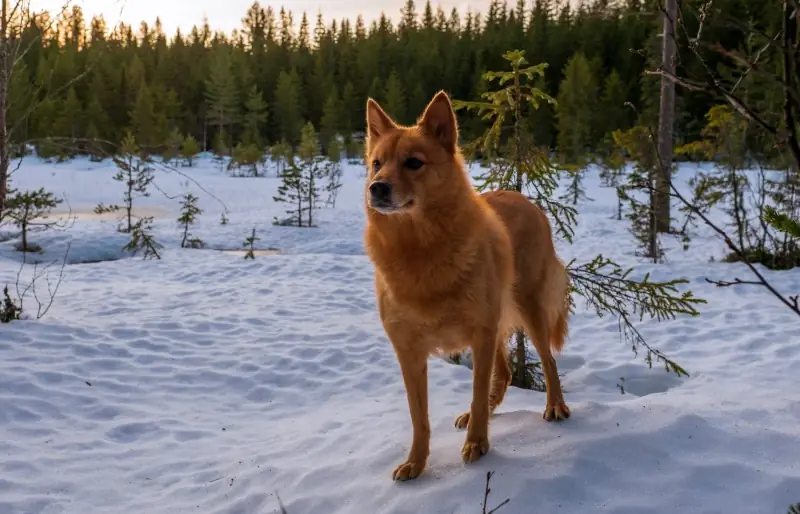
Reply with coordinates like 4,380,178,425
514,330,526,387
0,0,9,222
655,0,677,233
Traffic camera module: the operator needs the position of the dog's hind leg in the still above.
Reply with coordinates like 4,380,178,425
522,305,570,421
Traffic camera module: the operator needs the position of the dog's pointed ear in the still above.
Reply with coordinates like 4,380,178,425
366,98,397,143
419,90,458,153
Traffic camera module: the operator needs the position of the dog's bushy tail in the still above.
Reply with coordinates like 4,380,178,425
544,259,571,354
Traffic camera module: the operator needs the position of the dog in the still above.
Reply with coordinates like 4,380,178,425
363,90,571,481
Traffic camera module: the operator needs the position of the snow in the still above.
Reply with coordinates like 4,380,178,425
1,155,799,514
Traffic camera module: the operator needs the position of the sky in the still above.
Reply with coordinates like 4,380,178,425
31,0,492,36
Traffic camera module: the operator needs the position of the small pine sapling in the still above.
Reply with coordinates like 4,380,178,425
325,136,344,207
5,188,63,253
230,143,263,177
123,217,163,259
676,105,753,257
163,128,184,164
270,140,292,177
243,228,259,259
453,49,572,388
455,49,703,383
111,132,156,234
598,144,627,220
177,192,204,248
1,285,22,323
560,164,593,206
180,135,200,167
273,158,303,226
297,122,329,227
612,126,665,263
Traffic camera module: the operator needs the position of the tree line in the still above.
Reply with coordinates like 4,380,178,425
2,0,782,161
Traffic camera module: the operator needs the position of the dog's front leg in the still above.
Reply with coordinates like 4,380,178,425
391,346,430,481
461,328,496,463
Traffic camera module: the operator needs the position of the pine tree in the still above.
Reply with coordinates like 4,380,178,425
129,81,156,150
180,135,200,167
384,71,408,125
319,85,344,151
177,192,204,248
5,189,63,253
242,84,268,147
555,52,596,166
205,48,239,153
53,88,83,152
274,70,302,145
457,49,703,382
597,69,628,152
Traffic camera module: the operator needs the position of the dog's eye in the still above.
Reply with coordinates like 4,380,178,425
404,157,424,170
372,159,381,172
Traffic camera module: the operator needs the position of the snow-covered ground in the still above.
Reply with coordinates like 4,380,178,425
1,155,798,514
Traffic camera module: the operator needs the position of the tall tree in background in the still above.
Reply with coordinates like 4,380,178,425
655,0,677,233
556,52,596,165
274,69,302,144
204,47,239,152
241,84,268,148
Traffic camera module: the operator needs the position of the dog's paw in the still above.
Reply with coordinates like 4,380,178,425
392,459,426,481
454,411,470,429
461,436,490,463
543,400,571,421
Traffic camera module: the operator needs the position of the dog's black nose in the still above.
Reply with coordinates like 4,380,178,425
369,181,392,201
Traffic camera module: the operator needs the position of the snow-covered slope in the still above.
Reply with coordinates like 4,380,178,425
1,156,798,514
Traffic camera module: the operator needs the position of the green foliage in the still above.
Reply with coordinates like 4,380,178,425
612,126,664,262
9,0,778,163
5,188,63,253
163,128,184,163
764,206,800,239
243,228,259,259
567,255,705,376
180,135,200,167
110,132,157,255
129,81,156,150
455,50,704,383
319,86,344,152
205,47,239,150
123,217,163,260
242,85,269,147
556,52,596,166
231,143,264,176
177,193,204,248
274,70,303,145
1,286,22,324
676,105,751,253
273,123,333,227
453,49,575,244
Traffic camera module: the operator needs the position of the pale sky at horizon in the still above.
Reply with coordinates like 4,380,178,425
31,0,494,36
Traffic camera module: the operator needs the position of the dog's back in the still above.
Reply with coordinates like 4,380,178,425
481,190,570,353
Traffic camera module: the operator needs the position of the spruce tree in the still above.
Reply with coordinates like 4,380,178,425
555,52,596,166
205,48,239,153
319,85,344,152
274,70,302,145
384,71,408,125
129,81,156,150
242,84,268,147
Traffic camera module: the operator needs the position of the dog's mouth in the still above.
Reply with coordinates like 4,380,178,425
370,198,415,215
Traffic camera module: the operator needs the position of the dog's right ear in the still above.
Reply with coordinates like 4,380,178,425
366,98,397,144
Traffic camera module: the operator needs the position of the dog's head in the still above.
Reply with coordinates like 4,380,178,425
364,91,466,216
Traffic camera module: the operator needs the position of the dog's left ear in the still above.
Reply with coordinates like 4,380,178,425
419,90,458,153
